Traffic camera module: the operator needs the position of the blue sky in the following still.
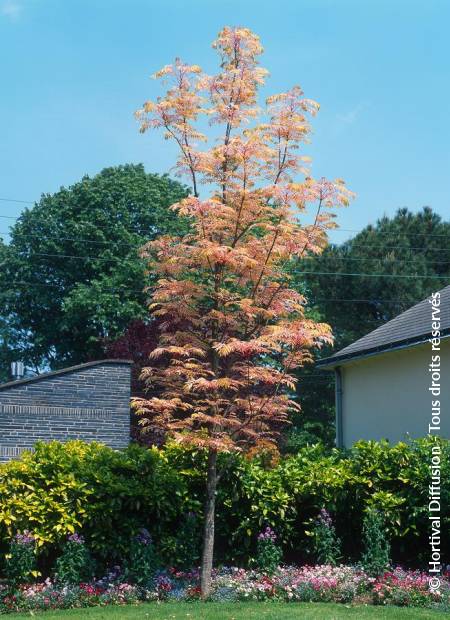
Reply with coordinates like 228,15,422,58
1,0,449,243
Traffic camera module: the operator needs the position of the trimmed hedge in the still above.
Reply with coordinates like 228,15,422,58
0,437,448,570
0,442,200,568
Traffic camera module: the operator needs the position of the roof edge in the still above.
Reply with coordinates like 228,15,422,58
317,329,450,369
0,359,133,391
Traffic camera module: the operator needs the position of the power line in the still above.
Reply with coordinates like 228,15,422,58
0,231,142,248
1,281,146,295
0,247,449,269
311,298,410,304
0,279,443,303
1,198,450,238
294,270,450,280
4,252,449,280
1,221,449,253
0,198,34,205
291,256,450,266
12,251,146,263
331,227,450,239
2,232,448,255
323,245,450,253
1,231,450,265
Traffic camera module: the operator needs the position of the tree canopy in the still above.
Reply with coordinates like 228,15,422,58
0,164,189,375
287,206,450,448
133,25,351,595
305,206,450,346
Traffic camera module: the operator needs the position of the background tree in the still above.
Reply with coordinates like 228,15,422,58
0,240,13,382
134,26,352,595
105,318,168,446
105,319,160,394
0,164,188,373
287,206,450,448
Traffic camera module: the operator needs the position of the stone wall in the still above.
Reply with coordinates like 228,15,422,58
0,360,132,462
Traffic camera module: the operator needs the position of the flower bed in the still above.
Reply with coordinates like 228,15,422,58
0,581,141,614
372,567,444,607
0,566,449,614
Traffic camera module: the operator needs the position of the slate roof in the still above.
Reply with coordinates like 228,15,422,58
0,359,133,391
317,285,450,368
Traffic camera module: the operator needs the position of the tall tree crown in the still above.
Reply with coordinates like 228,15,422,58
0,164,188,372
134,26,353,451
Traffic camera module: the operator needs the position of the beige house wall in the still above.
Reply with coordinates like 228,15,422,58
340,337,450,447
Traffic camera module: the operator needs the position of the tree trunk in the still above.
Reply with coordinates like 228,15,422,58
200,448,218,598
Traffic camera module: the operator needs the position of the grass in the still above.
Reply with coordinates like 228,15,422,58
7,602,450,620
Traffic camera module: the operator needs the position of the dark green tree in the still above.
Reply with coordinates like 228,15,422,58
286,207,450,449
306,207,450,345
0,164,189,373
0,240,13,382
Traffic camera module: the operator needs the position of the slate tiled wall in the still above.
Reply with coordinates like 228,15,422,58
0,361,131,462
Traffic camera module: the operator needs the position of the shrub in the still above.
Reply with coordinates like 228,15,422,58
308,509,341,565
254,527,282,574
125,528,159,587
0,437,449,569
55,534,93,584
5,531,38,587
159,512,201,569
361,509,391,576
0,440,199,563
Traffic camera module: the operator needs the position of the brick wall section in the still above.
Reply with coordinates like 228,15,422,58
0,360,132,462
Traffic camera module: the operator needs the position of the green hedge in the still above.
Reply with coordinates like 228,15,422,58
0,438,448,569
0,442,200,566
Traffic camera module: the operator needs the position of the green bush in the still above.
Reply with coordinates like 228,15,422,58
5,531,39,587
0,441,200,564
124,528,159,586
361,509,391,576
158,512,201,569
0,437,448,571
55,533,94,584
307,509,341,565
254,527,282,574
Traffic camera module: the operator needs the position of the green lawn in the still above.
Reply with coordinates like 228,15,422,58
7,602,450,620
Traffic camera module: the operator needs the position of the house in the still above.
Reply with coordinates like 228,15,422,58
0,359,132,462
317,286,450,448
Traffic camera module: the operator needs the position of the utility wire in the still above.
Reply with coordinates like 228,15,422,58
295,270,450,280
0,231,143,248
2,248,450,267
0,279,443,304
3,250,450,280
1,198,450,238
0,198,34,205
1,231,450,265
2,232,448,255
330,227,450,239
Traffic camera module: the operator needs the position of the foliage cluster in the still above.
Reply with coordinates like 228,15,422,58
0,164,189,377
0,441,199,568
254,527,282,574
0,437,448,570
292,206,450,446
307,509,341,566
361,509,391,576
4,531,38,588
55,534,94,585
124,528,159,587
